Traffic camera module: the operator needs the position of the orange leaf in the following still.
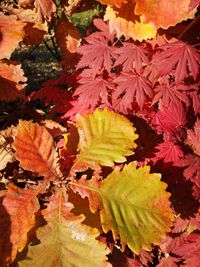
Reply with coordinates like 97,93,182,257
0,15,25,59
0,183,40,264
134,0,197,29
0,61,27,101
12,120,62,181
104,2,157,41
97,0,128,8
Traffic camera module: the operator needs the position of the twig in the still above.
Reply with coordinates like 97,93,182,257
43,39,60,61
51,36,61,60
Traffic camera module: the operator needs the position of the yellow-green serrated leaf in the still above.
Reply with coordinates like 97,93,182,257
73,109,138,170
18,188,110,267
70,163,174,254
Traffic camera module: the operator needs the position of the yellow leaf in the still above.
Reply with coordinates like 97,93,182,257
70,163,174,254
73,109,138,171
104,2,157,41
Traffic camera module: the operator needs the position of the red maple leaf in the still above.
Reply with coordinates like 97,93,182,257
153,139,184,164
76,20,115,75
150,101,186,139
114,42,149,73
73,73,114,109
178,154,200,199
190,91,200,115
174,233,200,267
186,119,200,156
32,75,72,114
147,40,200,83
152,77,189,107
113,71,153,110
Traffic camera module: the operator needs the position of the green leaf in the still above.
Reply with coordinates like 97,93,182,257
73,109,138,171
18,188,110,267
70,163,174,254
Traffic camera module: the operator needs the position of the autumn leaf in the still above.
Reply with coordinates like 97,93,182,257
114,42,149,73
113,72,153,110
154,140,184,165
73,109,138,171
134,0,197,29
152,78,189,107
76,22,115,74
186,119,200,156
0,61,27,101
34,0,56,23
0,136,14,171
147,41,200,83
18,188,110,267
12,120,62,181
97,0,128,8
0,183,40,264
73,75,114,109
104,3,157,41
0,15,25,59
70,163,174,254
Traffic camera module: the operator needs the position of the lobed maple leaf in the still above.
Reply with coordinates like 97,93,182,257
179,154,200,194
186,118,200,156
12,120,62,181
190,91,200,115
73,109,138,171
114,42,149,73
174,233,200,267
154,140,184,165
134,0,197,29
150,101,186,139
76,21,115,74
73,74,114,110
0,14,25,59
18,188,111,267
70,163,174,254
113,71,153,110
147,41,200,83
0,183,40,264
156,256,179,267
104,3,157,41
152,77,189,107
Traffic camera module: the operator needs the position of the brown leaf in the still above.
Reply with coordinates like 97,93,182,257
12,120,62,181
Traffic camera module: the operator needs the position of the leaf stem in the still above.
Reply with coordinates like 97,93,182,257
43,39,60,61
